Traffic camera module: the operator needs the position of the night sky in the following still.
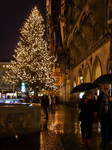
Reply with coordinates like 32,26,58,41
0,0,46,61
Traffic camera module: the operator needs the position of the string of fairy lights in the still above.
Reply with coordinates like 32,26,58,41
3,6,63,92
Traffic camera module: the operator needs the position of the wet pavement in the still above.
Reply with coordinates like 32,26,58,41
41,104,112,150
0,104,112,150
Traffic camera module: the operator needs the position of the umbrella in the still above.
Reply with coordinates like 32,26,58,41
70,83,99,94
94,74,112,84
94,74,112,96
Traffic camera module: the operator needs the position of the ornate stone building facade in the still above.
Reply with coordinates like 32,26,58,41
46,0,63,97
46,0,112,103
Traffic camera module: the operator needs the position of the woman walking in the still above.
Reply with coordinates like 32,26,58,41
78,90,96,145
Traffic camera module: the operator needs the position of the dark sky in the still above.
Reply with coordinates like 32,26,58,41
0,0,46,61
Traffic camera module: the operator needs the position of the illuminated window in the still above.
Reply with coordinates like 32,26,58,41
79,75,83,84
3,65,5,68
3,76,5,79
6,65,9,67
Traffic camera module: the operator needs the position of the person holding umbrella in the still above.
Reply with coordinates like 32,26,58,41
70,82,99,145
78,90,96,145
95,84,112,146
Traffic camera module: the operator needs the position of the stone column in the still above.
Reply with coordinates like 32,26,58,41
107,0,112,73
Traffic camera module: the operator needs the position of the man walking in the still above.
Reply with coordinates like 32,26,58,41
41,95,49,120
96,84,112,146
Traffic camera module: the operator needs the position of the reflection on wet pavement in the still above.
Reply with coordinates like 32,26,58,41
41,104,112,150
1,104,108,150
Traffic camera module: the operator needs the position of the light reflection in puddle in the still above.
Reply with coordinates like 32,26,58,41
47,110,83,135
47,108,101,138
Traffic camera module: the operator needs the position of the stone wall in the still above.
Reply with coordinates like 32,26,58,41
0,103,41,138
64,40,110,102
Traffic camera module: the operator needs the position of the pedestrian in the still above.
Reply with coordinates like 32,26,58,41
35,95,40,103
41,95,49,120
32,96,36,103
50,96,53,109
52,95,56,109
78,90,96,145
95,84,112,146
48,95,52,108
25,95,30,103
74,98,79,108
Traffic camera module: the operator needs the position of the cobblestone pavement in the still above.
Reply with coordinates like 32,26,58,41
41,104,112,150
0,104,112,150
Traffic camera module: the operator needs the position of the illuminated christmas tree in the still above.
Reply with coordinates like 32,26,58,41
4,6,57,92
4,61,18,86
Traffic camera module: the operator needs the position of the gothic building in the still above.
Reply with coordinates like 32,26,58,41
46,0,112,103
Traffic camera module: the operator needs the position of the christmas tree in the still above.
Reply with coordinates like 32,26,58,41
4,6,57,92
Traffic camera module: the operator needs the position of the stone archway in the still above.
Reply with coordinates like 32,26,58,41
84,64,91,83
92,57,102,81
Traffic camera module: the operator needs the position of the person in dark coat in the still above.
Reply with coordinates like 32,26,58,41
32,95,40,103
41,95,49,120
78,90,96,145
95,84,112,146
